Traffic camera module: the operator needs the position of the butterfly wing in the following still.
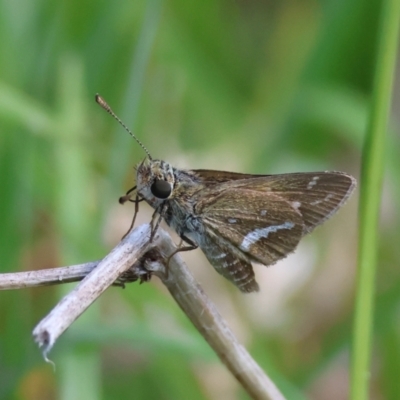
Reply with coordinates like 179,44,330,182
192,171,355,292
196,171,356,234
241,172,356,233
197,191,304,292
199,237,260,293
191,169,258,184
198,190,304,265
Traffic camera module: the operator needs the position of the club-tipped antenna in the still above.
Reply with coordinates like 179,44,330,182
95,94,152,160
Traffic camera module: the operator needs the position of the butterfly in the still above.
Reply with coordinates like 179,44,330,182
96,94,356,292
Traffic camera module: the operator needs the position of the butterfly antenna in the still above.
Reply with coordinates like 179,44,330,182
95,94,152,160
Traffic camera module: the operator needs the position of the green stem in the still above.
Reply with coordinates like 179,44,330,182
350,0,400,399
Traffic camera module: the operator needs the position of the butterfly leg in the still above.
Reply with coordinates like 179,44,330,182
120,190,145,239
119,185,137,204
164,234,198,279
149,202,168,242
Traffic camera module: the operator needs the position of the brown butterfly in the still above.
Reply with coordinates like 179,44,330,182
96,95,356,293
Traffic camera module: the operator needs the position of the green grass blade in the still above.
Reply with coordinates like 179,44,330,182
351,0,400,399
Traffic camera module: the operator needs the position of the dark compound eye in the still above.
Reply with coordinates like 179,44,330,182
150,179,172,199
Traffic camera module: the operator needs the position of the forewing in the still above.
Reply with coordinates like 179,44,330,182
244,172,356,234
196,170,356,234
197,189,304,266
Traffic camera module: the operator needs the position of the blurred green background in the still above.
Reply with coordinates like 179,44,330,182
0,0,399,399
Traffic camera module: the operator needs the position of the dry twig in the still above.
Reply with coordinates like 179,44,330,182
0,224,285,400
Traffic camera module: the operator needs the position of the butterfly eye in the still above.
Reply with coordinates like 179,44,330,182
150,179,172,199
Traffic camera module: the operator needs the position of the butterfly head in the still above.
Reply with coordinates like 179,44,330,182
136,158,175,206
95,95,177,206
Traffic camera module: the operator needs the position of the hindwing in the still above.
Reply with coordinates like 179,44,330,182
197,189,304,267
